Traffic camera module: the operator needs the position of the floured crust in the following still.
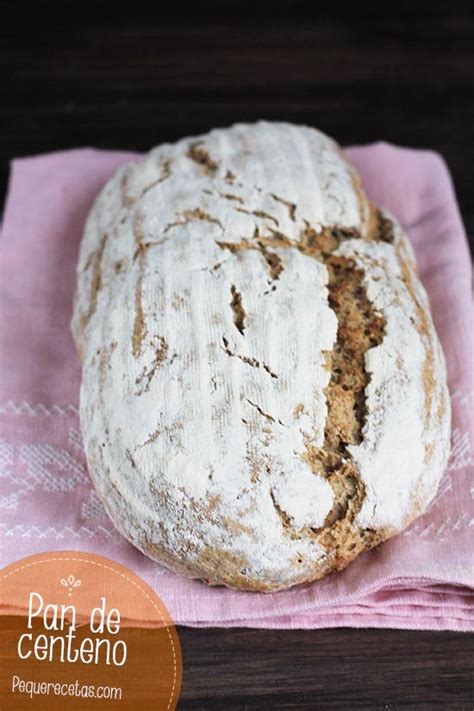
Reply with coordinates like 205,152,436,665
72,122,451,592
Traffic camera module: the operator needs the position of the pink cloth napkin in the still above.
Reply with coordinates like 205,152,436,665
0,143,473,631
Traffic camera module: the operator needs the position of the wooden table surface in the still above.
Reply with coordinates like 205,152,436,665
1,3,473,709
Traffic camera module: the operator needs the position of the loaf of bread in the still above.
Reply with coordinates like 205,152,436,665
72,122,451,591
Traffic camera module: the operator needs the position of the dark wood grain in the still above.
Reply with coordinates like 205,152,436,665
177,627,474,710
1,3,473,709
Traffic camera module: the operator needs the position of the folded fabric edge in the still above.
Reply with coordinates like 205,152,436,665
173,614,474,632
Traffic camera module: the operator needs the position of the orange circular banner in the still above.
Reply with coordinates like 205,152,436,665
0,552,182,709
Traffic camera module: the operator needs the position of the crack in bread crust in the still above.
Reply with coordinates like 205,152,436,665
303,252,385,564
79,233,108,331
230,285,246,335
217,220,387,561
186,141,219,173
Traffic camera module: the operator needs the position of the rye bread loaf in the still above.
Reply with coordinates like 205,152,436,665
72,122,451,592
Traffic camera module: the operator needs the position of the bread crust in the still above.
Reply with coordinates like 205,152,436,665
72,122,451,592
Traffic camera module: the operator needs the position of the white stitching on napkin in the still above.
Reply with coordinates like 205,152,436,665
403,513,473,540
81,490,108,520
0,400,79,417
448,427,473,471
0,440,88,509
0,523,114,539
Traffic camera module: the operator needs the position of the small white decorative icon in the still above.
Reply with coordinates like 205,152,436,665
60,575,82,597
